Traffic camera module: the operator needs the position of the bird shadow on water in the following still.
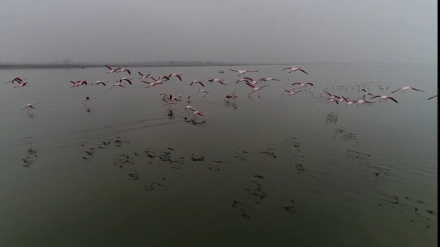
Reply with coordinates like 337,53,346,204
22,147,38,168
224,101,238,109
377,191,437,230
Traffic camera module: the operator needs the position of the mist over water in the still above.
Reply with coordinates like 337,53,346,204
0,64,437,246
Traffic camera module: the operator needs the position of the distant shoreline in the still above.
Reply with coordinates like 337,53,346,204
0,62,434,70
0,63,289,70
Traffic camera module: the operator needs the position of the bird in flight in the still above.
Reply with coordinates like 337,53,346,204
390,86,425,93
282,67,309,75
229,69,259,77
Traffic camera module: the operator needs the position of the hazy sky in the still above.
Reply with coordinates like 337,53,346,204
0,0,437,64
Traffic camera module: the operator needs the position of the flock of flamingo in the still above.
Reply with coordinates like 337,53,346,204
5,65,437,122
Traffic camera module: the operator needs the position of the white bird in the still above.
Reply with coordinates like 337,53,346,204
105,65,120,74
282,67,309,75
119,68,131,75
21,103,41,113
245,82,269,96
138,72,151,79
370,95,398,103
209,79,227,85
168,74,183,81
229,69,259,77
91,81,108,86
292,82,314,88
390,86,425,93
190,80,205,87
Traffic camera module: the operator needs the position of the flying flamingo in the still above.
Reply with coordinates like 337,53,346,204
138,72,151,79
149,78,166,85
355,99,375,106
168,74,183,81
6,77,27,84
225,92,238,101
326,98,339,105
143,81,158,89
258,77,281,83
341,96,355,106
209,79,227,85
196,89,209,99
326,92,340,100
292,82,314,88
119,68,131,75
229,69,259,77
236,78,250,84
70,80,87,88
105,65,120,74
245,82,269,96
244,77,259,85
360,89,373,99
14,81,32,88
427,95,438,100
21,103,41,113
153,75,170,81
118,77,133,85
282,67,309,75
109,81,127,89
190,80,205,87
378,85,389,91
169,95,182,101
91,81,108,86
185,107,205,118
283,88,302,96
370,95,398,103
390,86,425,93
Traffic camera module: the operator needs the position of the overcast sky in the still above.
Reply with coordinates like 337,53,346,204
0,0,436,64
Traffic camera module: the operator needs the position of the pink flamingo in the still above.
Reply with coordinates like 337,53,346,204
341,96,356,106
258,77,281,83
229,69,259,77
143,81,158,89
6,77,27,84
326,98,339,105
21,103,41,113
109,81,127,89
70,80,87,88
119,68,131,75
14,81,33,88
105,65,120,74
282,67,309,75
236,78,250,84
283,88,302,96
91,81,108,86
168,74,183,81
355,99,375,106
390,86,425,93
118,77,134,85
209,79,227,85
427,95,437,100
190,80,205,87
370,95,398,103
292,82,314,88
359,89,373,99
225,92,238,101
245,82,269,96
244,77,259,85
138,72,151,79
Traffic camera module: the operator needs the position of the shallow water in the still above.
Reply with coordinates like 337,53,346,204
0,64,437,247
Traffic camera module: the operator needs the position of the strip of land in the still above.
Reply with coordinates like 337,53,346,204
0,61,289,69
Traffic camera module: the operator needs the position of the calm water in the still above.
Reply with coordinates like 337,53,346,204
0,64,437,247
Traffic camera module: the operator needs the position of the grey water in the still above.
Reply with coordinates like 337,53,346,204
0,64,437,247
